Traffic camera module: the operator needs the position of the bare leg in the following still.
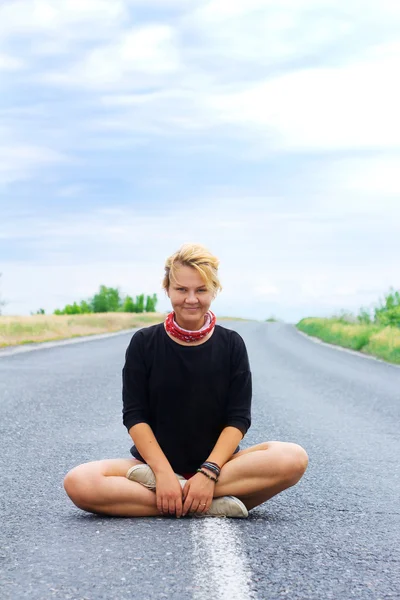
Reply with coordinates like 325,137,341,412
214,441,309,510
64,458,160,517
64,441,308,517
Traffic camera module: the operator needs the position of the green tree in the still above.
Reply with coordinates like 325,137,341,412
79,300,92,314
135,293,145,313
64,302,82,315
53,287,158,315
145,293,158,312
145,295,153,312
122,295,136,313
374,288,400,328
91,285,122,313
357,306,372,324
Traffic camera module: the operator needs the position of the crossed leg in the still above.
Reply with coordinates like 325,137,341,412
64,441,308,516
217,441,308,510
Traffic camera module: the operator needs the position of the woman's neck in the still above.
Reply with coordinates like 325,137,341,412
164,322,215,346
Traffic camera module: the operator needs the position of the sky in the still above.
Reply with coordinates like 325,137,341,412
1,0,399,323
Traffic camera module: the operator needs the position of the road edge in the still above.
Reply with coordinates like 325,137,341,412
295,327,400,370
0,328,139,358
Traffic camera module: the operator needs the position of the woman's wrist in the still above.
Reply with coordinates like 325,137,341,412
149,462,175,476
200,461,221,479
196,468,219,483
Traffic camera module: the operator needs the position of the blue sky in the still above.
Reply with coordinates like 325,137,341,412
1,0,399,323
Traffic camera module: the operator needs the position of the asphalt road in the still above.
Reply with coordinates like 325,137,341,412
1,321,399,600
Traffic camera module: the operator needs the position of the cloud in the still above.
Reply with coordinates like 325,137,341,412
3,0,400,156
203,46,400,152
324,155,400,199
0,0,126,39
0,53,25,70
44,25,181,89
190,0,353,65
57,184,87,198
0,144,68,184
1,0,400,321
2,195,399,318
68,29,400,155
253,284,280,297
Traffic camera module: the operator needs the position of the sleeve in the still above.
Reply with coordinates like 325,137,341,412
224,332,252,437
122,331,151,432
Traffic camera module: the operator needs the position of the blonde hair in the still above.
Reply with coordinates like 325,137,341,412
162,243,222,297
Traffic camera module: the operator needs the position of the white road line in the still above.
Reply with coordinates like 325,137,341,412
190,519,256,600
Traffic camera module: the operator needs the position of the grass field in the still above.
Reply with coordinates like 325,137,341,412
0,313,250,347
0,313,166,347
296,318,400,365
4,314,398,366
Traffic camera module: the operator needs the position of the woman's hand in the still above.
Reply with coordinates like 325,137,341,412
155,471,184,518
182,472,215,516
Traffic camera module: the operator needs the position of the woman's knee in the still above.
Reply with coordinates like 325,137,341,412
282,443,309,484
262,441,308,484
64,464,100,510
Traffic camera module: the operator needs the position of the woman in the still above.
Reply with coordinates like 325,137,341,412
64,244,308,518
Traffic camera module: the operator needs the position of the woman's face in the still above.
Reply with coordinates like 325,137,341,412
167,265,214,330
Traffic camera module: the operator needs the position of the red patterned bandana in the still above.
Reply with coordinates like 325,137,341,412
165,310,216,343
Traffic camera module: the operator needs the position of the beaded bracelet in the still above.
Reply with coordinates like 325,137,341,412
196,468,219,483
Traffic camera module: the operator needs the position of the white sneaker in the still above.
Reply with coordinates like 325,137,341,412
126,466,248,518
200,496,248,518
126,464,186,491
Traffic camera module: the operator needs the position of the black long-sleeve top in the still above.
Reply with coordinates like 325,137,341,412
122,322,252,473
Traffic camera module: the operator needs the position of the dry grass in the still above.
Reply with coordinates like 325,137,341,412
0,313,166,347
0,312,252,347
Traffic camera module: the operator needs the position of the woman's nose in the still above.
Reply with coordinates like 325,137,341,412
186,292,198,303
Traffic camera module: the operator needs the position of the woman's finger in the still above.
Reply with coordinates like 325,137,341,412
168,499,176,516
198,499,209,514
190,499,200,514
162,497,169,515
175,496,183,519
182,495,192,516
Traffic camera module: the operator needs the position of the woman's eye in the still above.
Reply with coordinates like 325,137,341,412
176,288,206,292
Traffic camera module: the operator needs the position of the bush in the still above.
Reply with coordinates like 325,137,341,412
374,288,400,328
53,286,158,315
79,300,92,314
91,286,122,313
145,293,158,312
64,302,82,315
122,295,136,313
357,307,372,325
